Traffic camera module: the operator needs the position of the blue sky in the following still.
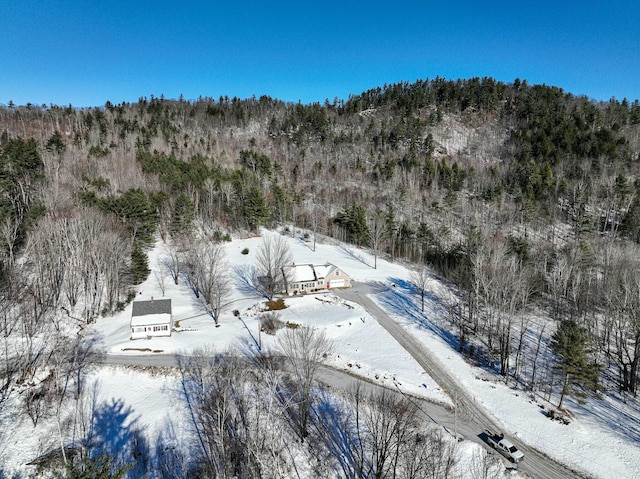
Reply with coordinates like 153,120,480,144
2,1,639,107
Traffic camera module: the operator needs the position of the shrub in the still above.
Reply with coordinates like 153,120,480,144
115,290,137,312
260,312,284,335
212,230,232,242
241,247,249,255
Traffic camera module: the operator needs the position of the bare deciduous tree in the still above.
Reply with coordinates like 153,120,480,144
178,351,262,479
162,242,183,285
473,235,532,379
349,385,419,479
405,427,459,479
186,241,231,324
154,271,166,298
256,234,292,299
278,326,333,440
368,209,387,269
410,264,431,313
48,332,103,466
608,245,640,395
25,211,130,322
315,384,459,479
466,448,503,479
0,215,20,268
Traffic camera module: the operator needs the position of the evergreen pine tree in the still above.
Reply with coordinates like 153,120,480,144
334,201,370,246
620,194,640,242
53,452,132,479
46,130,66,155
130,240,150,285
244,186,270,231
101,189,158,246
350,201,369,246
550,319,600,408
169,192,195,238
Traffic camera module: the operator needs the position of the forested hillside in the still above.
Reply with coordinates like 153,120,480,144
2,76,640,454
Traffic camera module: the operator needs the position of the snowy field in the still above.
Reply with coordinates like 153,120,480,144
2,229,639,478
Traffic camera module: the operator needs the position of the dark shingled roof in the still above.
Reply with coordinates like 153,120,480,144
132,298,172,316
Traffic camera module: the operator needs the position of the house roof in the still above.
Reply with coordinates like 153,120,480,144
287,264,317,282
284,263,348,283
313,263,338,279
132,298,172,317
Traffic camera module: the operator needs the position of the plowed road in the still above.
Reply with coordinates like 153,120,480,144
102,283,592,479
336,284,591,479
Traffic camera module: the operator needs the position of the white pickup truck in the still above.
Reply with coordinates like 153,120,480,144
485,430,525,463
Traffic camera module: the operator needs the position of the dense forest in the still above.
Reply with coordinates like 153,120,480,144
1,77,640,476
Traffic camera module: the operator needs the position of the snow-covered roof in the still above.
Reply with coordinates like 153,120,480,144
5,231,638,479
284,263,347,283
130,312,171,327
312,263,337,279
288,264,316,282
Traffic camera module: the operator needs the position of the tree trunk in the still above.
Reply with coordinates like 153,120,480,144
558,373,569,409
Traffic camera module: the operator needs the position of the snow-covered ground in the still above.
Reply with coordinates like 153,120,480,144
3,229,639,478
98,233,452,407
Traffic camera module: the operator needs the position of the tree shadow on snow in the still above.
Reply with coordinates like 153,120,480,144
272,376,304,441
153,419,191,479
233,264,263,297
574,392,640,445
381,277,493,368
88,397,150,478
338,244,372,268
310,389,360,477
378,277,460,350
296,234,315,251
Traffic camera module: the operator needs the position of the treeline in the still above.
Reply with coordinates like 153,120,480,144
19,343,497,479
163,348,478,479
1,77,640,404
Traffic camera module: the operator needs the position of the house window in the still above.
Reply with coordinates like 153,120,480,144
319,280,323,285
335,271,340,275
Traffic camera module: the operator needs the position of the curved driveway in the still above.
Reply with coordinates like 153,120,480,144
335,283,591,479
101,282,591,479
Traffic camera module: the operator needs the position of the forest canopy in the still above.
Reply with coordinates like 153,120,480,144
2,76,640,403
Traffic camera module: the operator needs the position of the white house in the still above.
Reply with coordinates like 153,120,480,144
282,262,351,295
130,298,172,339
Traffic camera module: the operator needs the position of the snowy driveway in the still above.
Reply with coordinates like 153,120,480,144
335,282,590,479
